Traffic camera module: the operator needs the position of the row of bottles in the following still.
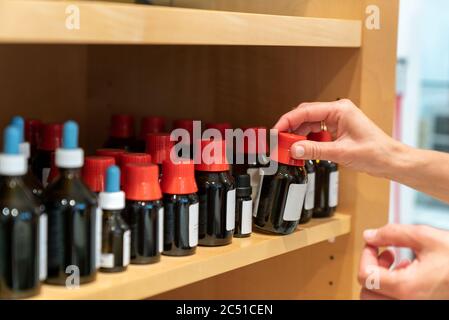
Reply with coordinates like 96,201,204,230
0,114,338,299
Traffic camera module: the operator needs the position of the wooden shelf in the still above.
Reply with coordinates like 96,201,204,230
0,0,361,46
31,214,350,300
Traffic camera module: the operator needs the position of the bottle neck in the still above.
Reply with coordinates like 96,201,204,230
59,167,81,179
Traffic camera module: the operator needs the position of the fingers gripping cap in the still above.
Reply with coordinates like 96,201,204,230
307,130,332,142
271,132,306,166
55,121,84,168
0,125,27,176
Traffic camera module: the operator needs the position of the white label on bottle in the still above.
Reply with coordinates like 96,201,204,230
101,254,114,269
253,169,265,217
304,173,316,210
95,207,103,268
226,189,236,231
241,200,253,235
283,184,307,221
329,171,339,207
158,207,164,253
123,230,131,267
42,168,50,187
39,213,48,281
189,203,199,248
247,168,261,201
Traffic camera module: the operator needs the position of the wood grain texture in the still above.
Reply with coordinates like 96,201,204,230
31,214,350,300
0,0,361,47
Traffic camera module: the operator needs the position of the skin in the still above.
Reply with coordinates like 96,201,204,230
274,99,449,299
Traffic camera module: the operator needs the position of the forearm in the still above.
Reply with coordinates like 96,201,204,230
379,141,449,204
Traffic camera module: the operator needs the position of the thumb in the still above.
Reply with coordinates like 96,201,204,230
363,224,427,252
291,141,338,161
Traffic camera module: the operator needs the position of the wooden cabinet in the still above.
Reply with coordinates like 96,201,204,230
0,0,398,299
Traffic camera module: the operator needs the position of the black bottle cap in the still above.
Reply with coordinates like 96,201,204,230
235,174,252,198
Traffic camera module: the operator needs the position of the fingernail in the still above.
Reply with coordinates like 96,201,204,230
363,229,378,241
292,144,305,158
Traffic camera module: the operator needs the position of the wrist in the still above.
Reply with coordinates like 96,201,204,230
378,139,416,180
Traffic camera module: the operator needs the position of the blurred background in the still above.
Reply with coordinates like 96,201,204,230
393,0,449,256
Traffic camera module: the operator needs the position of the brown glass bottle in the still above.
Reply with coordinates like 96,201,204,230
233,174,252,238
44,168,98,285
299,160,315,224
103,114,135,151
313,160,338,218
195,139,235,247
0,176,41,299
161,159,199,257
253,133,308,235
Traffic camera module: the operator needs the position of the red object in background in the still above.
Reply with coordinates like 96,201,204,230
195,139,229,172
140,116,166,140
25,119,42,147
38,123,63,151
109,114,135,138
205,122,232,137
96,148,126,166
146,133,174,164
270,132,306,166
173,119,196,136
161,159,197,195
307,130,332,142
82,156,115,193
123,163,162,201
238,127,268,155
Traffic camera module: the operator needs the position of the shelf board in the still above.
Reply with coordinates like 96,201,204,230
0,0,361,47
32,214,350,300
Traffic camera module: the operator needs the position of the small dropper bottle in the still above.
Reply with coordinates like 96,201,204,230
99,166,131,273
11,116,44,199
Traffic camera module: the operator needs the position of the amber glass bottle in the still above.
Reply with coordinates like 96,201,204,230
99,166,130,273
299,160,315,224
0,126,42,299
195,139,235,246
161,159,199,256
123,163,163,264
133,116,166,152
44,121,99,285
253,132,308,235
308,131,339,218
233,174,252,238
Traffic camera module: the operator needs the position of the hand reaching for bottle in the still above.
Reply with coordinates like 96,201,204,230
273,99,402,178
358,224,449,299
274,99,449,204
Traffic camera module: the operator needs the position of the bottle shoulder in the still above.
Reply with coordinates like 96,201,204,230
195,171,235,189
43,175,97,205
0,176,41,212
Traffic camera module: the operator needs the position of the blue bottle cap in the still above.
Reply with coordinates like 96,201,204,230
62,120,79,149
3,125,20,155
10,116,25,143
105,165,120,193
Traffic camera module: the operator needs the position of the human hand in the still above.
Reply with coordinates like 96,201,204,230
273,99,407,178
358,224,449,300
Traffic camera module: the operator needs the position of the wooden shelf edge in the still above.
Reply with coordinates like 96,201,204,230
33,213,351,300
0,0,361,47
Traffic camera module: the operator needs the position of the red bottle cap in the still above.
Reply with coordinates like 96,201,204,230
82,156,115,192
119,152,152,185
205,122,232,137
173,119,195,136
48,152,59,184
109,114,134,138
237,127,268,155
96,148,126,166
195,139,229,172
146,133,174,164
123,163,162,201
161,159,197,195
140,116,166,139
38,123,63,151
25,119,42,147
271,132,306,166
307,130,332,142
